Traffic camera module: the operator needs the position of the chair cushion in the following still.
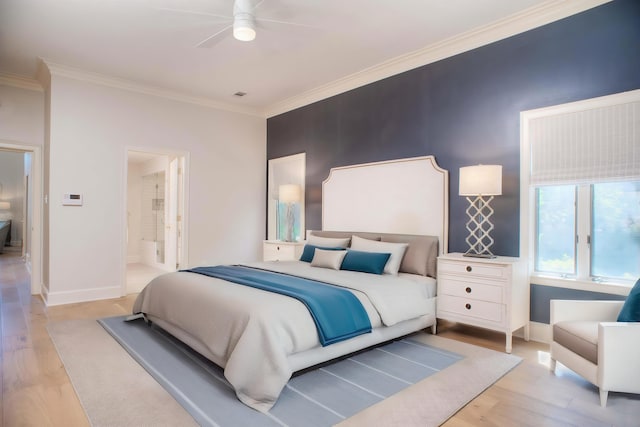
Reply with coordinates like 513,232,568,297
553,320,599,365
617,278,640,322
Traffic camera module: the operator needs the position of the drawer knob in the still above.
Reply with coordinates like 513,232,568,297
466,266,472,272
465,303,471,310
465,287,472,294
277,246,280,250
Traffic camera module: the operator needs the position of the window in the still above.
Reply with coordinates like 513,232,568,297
591,181,640,280
535,185,575,276
522,89,640,289
535,181,640,282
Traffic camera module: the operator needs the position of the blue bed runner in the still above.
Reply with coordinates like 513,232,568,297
184,265,372,346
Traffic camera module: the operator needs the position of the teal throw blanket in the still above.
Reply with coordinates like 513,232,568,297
185,265,372,346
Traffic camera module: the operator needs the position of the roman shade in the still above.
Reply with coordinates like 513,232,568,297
529,100,640,185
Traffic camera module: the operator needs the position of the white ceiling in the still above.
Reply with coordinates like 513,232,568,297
0,0,605,116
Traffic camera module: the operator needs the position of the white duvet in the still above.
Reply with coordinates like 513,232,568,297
132,261,435,412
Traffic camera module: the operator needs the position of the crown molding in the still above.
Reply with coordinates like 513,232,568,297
263,0,611,118
0,73,43,92
40,59,264,117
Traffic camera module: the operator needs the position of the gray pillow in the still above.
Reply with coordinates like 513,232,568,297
380,234,438,278
310,230,382,242
307,234,350,248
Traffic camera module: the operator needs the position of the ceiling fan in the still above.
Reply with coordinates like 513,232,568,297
160,0,314,48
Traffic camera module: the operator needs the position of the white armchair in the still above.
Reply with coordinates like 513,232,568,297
550,299,640,406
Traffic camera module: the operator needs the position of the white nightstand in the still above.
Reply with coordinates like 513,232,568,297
436,253,529,353
263,240,305,262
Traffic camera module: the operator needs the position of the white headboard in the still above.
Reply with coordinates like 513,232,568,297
322,156,449,254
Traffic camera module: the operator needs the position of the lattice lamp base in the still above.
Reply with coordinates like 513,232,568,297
464,195,497,258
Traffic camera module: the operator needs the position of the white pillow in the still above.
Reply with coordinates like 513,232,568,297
307,234,351,248
311,249,347,270
350,235,408,275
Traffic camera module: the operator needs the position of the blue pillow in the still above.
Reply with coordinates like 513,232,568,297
617,278,640,322
299,245,344,263
340,249,391,275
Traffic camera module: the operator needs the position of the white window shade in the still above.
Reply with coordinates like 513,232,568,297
530,101,640,185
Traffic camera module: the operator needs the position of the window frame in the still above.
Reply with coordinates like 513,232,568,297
520,90,640,296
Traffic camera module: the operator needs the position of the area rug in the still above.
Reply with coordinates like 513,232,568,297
48,318,521,427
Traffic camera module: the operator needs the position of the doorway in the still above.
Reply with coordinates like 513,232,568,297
0,141,42,296
124,149,188,294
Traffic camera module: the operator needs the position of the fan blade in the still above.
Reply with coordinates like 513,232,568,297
252,0,266,11
255,17,320,30
195,24,233,48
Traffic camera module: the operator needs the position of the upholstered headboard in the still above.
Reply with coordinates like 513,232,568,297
321,156,449,255
309,230,439,278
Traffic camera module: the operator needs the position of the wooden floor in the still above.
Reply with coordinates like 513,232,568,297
1,253,638,426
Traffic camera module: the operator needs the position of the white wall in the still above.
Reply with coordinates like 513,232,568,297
45,73,266,305
0,84,44,145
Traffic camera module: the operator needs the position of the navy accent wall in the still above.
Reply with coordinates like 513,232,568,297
268,0,640,258
530,284,625,324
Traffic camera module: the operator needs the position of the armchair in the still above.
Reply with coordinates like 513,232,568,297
550,299,640,406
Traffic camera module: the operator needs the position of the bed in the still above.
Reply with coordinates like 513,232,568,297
132,156,449,413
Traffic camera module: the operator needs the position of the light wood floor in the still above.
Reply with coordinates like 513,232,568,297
1,253,638,426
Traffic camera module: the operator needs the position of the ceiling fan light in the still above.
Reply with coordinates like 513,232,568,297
233,18,256,41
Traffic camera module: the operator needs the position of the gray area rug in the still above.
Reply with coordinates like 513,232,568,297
48,318,521,427
99,316,463,427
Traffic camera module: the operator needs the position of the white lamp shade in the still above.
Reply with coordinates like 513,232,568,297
459,165,502,196
279,184,301,203
0,201,10,210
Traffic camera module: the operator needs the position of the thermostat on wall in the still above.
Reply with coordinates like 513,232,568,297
63,193,83,206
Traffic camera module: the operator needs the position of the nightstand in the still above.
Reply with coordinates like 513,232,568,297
263,240,305,262
436,253,529,353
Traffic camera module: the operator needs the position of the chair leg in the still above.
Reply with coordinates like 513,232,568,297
549,358,556,372
599,389,608,407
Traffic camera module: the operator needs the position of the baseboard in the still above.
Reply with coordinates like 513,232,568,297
43,285,122,307
530,321,552,343
41,282,50,302
513,321,551,344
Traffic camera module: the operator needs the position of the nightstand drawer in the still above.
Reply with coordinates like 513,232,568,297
263,241,304,261
438,295,504,323
438,278,503,303
263,244,295,261
438,260,508,280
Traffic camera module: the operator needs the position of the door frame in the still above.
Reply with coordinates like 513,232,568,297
122,146,190,296
0,140,43,295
